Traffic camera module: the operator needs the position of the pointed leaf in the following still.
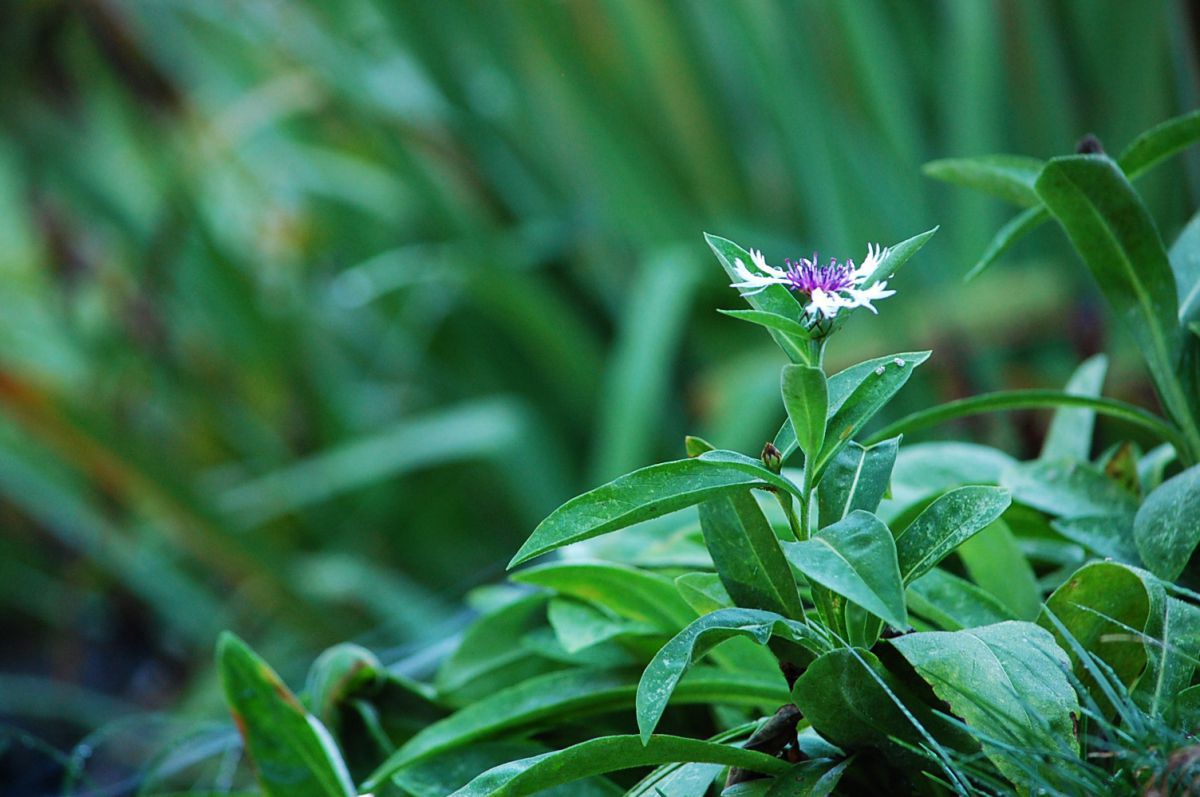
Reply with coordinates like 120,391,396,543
962,206,1047,282
706,233,809,363
217,633,355,797
1035,155,1191,438
513,561,696,629
364,666,789,788
775,352,925,462
863,227,939,286
636,608,826,742
449,734,792,796
1117,108,1200,178
814,352,930,477
783,511,907,628
781,365,828,462
509,451,800,567
817,436,900,525
719,310,813,353
698,491,804,619
1135,463,1200,580
923,155,1044,208
895,486,1012,584
958,110,1200,282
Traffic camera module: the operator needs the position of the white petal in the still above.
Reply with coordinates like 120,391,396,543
846,281,896,313
808,288,848,318
750,248,786,278
734,258,753,283
732,256,789,294
852,243,888,285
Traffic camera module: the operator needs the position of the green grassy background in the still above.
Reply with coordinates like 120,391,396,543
0,0,1196,787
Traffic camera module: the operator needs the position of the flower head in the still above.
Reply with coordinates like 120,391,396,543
731,243,895,328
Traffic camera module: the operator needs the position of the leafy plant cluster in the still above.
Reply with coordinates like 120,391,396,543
168,115,1200,795
7,7,1198,788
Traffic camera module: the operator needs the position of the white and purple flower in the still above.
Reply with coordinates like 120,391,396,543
731,244,896,322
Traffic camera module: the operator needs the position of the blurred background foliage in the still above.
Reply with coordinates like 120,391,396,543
1,0,1198,789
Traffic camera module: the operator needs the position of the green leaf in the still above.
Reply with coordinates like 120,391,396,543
1041,354,1109,461
817,436,900,525
509,451,801,567
865,389,1186,452
395,742,621,797
959,111,1200,282
763,758,852,797
216,633,355,797
894,486,1012,584
1134,464,1200,580
1035,155,1194,447
781,365,828,462
674,572,733,615
627,761,723,797
1134,597,1200,717
862,226,939,287
1003,459,1137,518
1171,209,1200,327
547,598,655,654
698,491,805,619
449,734,793,796
891,621,1080,786
782,511,907,628
962,207,1047,282
1038,561,1163,694
1117,108,1200,178
825,352,929,418
776,352,929,462
814,352,930,477
364,666,789,789
304,643,383,734
719,310,813,353
1051,515,1142,566
772,416,799,462
706,233,809,364
791,648,973,764
956,520,1041,620
883,442,1014,514
435,592,554,703
906,569,1017,631
513,561,696,630
685,435,716,458
635,608,824,742
923,155,1044,208
1173,684,1200,729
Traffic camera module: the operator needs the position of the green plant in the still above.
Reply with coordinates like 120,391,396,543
59,114,1200,796
10,6,1200,788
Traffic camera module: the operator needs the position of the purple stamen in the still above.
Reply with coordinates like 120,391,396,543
783,253,855,295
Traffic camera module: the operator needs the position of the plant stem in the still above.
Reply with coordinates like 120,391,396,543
777,493,802,542
798,481,811,541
